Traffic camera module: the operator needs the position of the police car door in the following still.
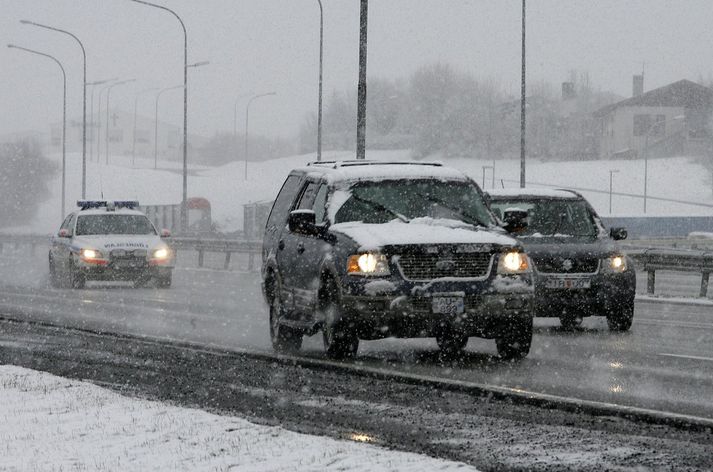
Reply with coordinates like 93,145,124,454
52,213,75,273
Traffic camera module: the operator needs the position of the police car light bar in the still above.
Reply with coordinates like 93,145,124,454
77,200,140,210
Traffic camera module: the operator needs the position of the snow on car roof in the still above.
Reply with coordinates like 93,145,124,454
295,161,471,185
487,188,580,199
76,208,147,216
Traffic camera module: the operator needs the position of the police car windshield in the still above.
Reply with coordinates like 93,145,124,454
76,215,156,236
489,199,598,237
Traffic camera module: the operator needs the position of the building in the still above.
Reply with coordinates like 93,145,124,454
594,79,713,159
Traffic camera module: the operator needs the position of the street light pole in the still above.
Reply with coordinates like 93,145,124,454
105,79,135,165
8,44,66,218
154,85,184,170
316,0,324,161
519,0,526,188
133,87,158,166
87,79,116,169
233,92,252,161
356,0,368,160
609,169,619,214
244,92,277,180
96,83,116,163
20,20,87,199
130,0,189,232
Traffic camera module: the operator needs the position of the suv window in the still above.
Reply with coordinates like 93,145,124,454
312,184,328,223
267,174,302,228
490,199,597,237
296,182,319,210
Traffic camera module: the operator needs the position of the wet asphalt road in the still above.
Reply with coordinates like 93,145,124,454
1,250,712,420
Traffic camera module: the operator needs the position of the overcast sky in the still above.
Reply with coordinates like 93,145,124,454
3,0,713,141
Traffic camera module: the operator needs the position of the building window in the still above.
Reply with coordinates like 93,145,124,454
633,114,652,136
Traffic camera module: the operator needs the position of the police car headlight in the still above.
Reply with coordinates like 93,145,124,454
347,253,390,276
81,248,103,260
497,251,530,274
152,248,170,259
602,255,627,273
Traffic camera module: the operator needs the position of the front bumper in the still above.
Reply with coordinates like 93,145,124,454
75,257,173,281
340,275,534,340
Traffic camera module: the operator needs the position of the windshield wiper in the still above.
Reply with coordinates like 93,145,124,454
351,194,410,223
414,191,488,228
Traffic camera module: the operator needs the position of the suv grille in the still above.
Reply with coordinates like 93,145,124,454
533,256,598,274
397,253,492,280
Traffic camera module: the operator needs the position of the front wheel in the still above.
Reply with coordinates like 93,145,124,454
322,298,359,360
496,319,533,361
69,260,85,289
606,301,634,332
268,282,303,353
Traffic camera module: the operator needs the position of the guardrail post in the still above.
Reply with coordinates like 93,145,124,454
224,252,232,270
198,249,205,268
647,269,656,295
701,272,710,298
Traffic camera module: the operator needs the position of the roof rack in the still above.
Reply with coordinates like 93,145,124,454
77,200,140,210
307,160,442,169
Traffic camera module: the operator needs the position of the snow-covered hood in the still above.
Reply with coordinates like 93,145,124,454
330,218,517,251
72,234,166,253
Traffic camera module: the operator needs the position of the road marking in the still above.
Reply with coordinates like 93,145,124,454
659,353,713,363
637,318,713,330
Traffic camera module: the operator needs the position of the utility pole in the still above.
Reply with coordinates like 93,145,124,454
356,0,368,160
519,0,526,188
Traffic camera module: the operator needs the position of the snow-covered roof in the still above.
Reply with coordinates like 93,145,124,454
294,161,470,186
487,188,580,200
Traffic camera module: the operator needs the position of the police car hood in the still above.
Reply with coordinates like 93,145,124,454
74,234,164,252
516,235,620,259
330,218,517,252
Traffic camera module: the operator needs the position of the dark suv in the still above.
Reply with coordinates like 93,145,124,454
261,161,534,360
487,189,635,331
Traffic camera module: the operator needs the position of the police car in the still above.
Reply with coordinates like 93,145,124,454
49,200,175,289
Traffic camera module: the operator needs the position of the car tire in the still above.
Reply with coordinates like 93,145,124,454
321,294,359,360
559,313,583,330
496,318,533,361
156,273,172,289
606,301,634,332
268,279,303,353
436,331,468,358
69,260,85,289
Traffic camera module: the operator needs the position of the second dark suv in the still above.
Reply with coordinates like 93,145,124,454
487,189,635,331
261,161,534,360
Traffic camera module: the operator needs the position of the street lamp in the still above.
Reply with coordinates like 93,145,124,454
316,0,324,161
609,169,619,214
88,78,116,166
244,92,276,180
133,87,158,166
8,44,66,218
154,85,184,169
21,20,87,199
96,82,117,163
519,0,526,188
105,79,136,164
233,92,253,160
130,0,190,232
643,114,684,213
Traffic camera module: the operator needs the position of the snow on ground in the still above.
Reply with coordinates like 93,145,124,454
13,148,713,234
0,365,477,472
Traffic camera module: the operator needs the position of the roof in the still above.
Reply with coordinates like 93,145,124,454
593,79,713,117
487,188,580,200
76,208,146,217
294,160,471,185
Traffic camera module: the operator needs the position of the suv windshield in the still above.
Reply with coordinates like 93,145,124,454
334,179,494,227
489,199,597,237
75,215,156,236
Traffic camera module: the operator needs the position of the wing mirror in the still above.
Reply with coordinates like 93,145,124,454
58,229,71,238
502,209,528,233
610,227,627,240
288,210,319,235
160,228,171,238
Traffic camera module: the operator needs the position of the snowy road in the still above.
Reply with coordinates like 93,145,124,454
1,251,712,420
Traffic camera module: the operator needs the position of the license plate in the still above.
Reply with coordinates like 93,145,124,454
544,277,591,289
432,296,465,315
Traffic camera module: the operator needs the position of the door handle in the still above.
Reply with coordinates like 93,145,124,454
297,242,305,254
278,240,285,251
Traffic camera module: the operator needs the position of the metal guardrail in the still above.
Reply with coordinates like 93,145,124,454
629,248,713,297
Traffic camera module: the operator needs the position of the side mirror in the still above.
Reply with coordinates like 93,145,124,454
288,210,318,235
160,229,171,238
58,229,70,238
610,227,627,241
502,209,528,233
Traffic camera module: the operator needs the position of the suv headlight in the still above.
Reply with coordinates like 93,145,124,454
152,247,170,259
347,253,390,276
497,250,530,274
602,255,627,273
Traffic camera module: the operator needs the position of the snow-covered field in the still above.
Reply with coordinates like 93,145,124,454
0,365,477,472
15,149,713,234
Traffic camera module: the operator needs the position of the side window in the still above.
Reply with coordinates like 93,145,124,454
67,214,77,235
296,182,319,210
59,214,73,231
266,175,302,229
312,184,328,223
